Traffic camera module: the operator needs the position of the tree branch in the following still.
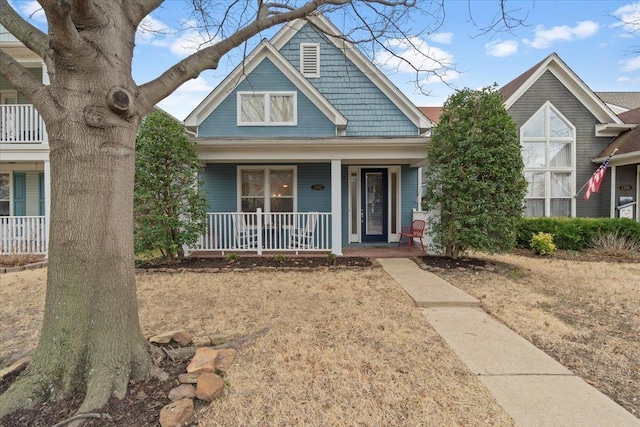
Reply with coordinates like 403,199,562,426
138,0,323,113
124,0,165,28
0,0,50,59
70,0,107,30
37,0,83,52
0,49,59,121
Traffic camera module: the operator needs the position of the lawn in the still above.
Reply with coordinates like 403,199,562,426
437,252,640,418
0,267,512,426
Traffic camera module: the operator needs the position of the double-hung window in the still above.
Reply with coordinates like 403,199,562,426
239,166,295,213
237,92,297,126
521,102,575,217
0,174,10,216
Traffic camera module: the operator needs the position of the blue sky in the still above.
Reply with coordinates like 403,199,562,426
8,1,640,120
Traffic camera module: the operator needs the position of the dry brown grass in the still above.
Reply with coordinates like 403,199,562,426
439,253,640,417
0,254,45,267
0,267,512,426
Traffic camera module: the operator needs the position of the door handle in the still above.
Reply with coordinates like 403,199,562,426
361,209,364,219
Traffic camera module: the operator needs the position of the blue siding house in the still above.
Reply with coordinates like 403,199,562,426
185,15,432,254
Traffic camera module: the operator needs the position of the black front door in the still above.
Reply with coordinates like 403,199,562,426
361,169,388,242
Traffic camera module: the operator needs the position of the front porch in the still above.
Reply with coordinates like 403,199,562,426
0,216,47,254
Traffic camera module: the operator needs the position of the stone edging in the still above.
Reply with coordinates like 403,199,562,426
0,261,48,274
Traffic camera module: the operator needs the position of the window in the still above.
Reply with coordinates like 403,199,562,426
0,174,10,216
239,167,295,212
300,43,320,78
237,92,296,125
521,102,575,217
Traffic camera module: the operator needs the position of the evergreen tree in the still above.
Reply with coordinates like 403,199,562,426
423,86,526,259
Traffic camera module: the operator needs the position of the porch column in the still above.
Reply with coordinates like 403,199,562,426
44,159,51,256
610,165,617,218
331,159,342,255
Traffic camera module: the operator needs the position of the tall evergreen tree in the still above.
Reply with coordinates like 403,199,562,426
423,86,527,259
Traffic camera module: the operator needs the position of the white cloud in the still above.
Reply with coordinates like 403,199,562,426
485,40,518,57
170,31,219,57
617,76,640,85
176,76,214,93
522,20,599,49
620,55,640,71
15,0,46,22
375,36,460,84
612,2,640,33
137,15,172,44
157,76,215,120
428,32,454,44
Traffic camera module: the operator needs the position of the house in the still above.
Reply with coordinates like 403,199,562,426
185,15,432,255
0,25,50,254
499,53,639,221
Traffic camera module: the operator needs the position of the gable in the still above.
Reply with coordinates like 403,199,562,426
198,58,337,138
276,20,428,136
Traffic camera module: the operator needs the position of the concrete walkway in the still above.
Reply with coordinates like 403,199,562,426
377,258,640,427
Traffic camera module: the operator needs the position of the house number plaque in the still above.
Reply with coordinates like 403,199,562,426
619,185,632,191
311,184,325,191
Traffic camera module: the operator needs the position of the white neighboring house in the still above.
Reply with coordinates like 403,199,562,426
0,24,50,254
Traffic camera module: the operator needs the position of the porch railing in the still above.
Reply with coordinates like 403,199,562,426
0,104,47,143
194,209,332,255
0,216,47,254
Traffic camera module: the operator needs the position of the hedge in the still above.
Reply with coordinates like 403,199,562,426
516,217,640,251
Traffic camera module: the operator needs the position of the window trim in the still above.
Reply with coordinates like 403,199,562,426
300,43,320,78
237,165,297,213
236,91,297,126
521,101,576,217
0,172,12,217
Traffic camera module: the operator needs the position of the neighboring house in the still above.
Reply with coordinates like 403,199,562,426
185,15,432,255
499,53,639,221
0,25,50,254
595,92,640,115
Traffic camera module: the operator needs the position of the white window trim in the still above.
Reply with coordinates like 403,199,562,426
0,90,18,104
237,165,297,212
0,172,12,217
521,101,577,217
300,43,320,78
236,91,297,126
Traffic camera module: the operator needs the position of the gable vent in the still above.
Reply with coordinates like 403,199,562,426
300,43,320,78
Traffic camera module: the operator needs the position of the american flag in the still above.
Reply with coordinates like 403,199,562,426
583,158,610,201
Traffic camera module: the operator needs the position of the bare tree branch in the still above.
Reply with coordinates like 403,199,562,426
37,0,84,52
0,49,58,120
70,0,108,29
124,0,165,28
0,0,50,59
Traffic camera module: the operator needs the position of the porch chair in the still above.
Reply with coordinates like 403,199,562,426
398,219,426,251
289,213,319,250
232,213,258,249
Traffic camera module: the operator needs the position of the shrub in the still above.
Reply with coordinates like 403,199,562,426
590,232,640,258
0,253,46,267
226,253,240,263
327,253,337,264
531,232,556,256
273,254,286,263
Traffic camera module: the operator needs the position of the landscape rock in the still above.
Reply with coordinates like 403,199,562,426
159,398,194,427
178,372,201,384
215,348,237,372
192,336,212,347
210,334,232,346
196,372,225,402
186,347,219,373
168,384,196,401
172,331,192,346
149,330,183,344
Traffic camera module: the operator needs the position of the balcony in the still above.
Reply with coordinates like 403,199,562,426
0,104,47,144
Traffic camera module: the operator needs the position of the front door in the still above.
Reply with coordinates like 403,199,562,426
361,169,388,242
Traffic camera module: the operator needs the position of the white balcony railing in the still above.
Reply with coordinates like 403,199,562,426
0,216,47,254
194,209,332,255
0,104,47,143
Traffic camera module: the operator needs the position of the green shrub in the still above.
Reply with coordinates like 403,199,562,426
226,253,240,263
327,253,337,264
531,232,556,255
517,218,640,251
273,254,286,263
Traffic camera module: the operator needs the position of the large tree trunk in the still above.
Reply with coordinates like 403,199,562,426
0,7,160,418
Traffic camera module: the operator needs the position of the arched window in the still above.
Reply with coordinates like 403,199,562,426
521,102,575,217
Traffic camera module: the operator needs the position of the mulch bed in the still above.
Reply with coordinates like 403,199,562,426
137,256,372,270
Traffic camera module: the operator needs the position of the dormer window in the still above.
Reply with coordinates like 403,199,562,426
300,43,320,78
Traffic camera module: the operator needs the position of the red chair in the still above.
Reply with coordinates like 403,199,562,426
398,220,426,251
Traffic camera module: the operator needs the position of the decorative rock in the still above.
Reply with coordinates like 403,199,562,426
215,348,237,372
195,372,225,402
186,347,218,373
178,373,200,384
149,330,182,344
159,398,194,427
168,384,196,401
172,331,192,346
210,334,232,346
192,336,212,347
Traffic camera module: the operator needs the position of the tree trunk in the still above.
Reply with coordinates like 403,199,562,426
0,8,160,418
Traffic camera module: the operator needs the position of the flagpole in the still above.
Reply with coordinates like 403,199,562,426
574,148,618,198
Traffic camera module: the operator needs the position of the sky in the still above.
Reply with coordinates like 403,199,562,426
7,0,640,121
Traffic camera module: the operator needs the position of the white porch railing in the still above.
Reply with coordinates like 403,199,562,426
0,216,47,254
0,105,47,143
194,208,332,255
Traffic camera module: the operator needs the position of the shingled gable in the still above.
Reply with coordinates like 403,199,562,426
269,15,433,133
595,107,640,163
499,53,623,132
184,39,347,130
